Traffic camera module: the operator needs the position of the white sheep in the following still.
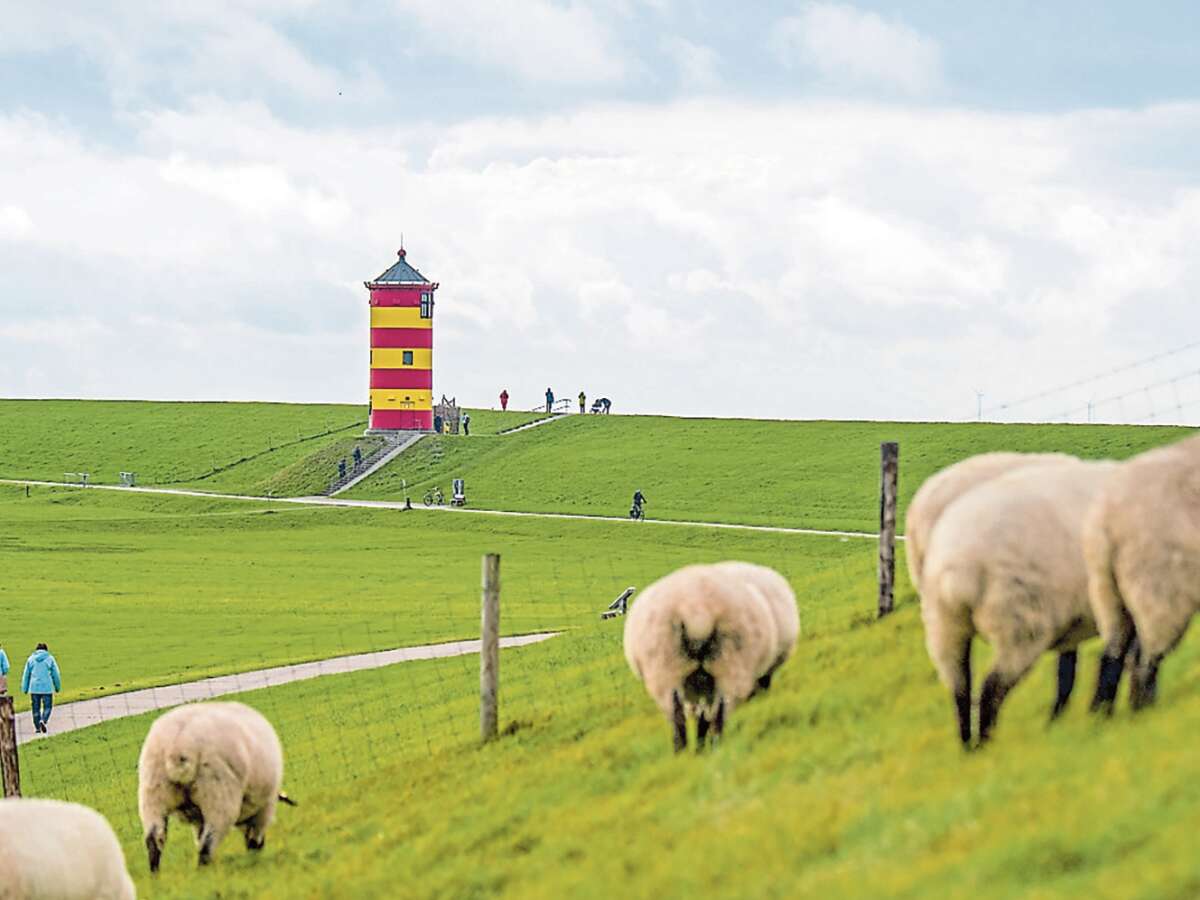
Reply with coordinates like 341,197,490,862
920,459,1115,747
0,798,136,899
1084,432,1200,713
624,563,778,752
711,561,799,693
138,701,293,871
905,451,1077,590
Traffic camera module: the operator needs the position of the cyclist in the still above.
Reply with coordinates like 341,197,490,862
630,489,647,520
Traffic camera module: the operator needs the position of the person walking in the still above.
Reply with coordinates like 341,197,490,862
499,389,509,411
338,458,347,481
0,642,9,694
462,412,471,436
353,446,363,469
22,643,61,734
545,387,554,414
578,390,586,414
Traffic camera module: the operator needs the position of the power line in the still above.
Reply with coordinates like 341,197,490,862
983,339,1200,414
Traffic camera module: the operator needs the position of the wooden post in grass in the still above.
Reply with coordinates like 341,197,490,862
480,553,501,741
878,442,899,618
0,696,20,798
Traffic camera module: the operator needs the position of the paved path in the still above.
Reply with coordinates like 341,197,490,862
12,633,558,746
1,479,895,541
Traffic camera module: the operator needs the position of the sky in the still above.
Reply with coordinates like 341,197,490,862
4,1,1200,422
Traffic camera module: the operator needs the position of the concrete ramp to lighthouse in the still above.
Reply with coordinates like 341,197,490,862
329,431,424,496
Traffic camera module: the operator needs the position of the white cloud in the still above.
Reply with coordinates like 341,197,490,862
4,98,1200,420
661,36,721,89
771,3,943,95
393,0,629,85
0,205,33,240
0,3,382,106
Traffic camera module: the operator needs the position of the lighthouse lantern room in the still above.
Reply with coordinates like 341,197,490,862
365,248,437,431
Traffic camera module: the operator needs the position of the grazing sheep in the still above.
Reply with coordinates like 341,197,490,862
920,459,1115,747
905,452,1076,590
1085,433,1200,713
624,563,778,752
711,561,799,692
0,798,136,899
139,701,292,871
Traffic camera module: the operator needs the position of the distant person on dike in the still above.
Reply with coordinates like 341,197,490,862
499,389,509,411
545,387,554,413
338,458,347,480
598,397,612,414
462,413,471,436
578,391,586,414
0,643,9,694
22,642,61,734
353,446,363,468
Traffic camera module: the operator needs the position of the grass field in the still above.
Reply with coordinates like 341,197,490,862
348,415,1193,532
8,409,1200,898
0,400,547,497
0,483,862,713
17,509,1200,899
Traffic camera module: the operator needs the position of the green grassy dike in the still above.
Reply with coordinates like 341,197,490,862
349,416,1191,532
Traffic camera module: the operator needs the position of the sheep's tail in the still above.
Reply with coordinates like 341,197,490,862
1081,505,1128,652
920,561,977,694
676,599,719,662
278,792,298,807
163,749,199,787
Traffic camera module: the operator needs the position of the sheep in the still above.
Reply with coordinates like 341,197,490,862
0,798,136,899
711,561,800,693
920,459,1116,747
138,701,293,872
624,562,778,752
1085,433,1200,713
905,451,1077,590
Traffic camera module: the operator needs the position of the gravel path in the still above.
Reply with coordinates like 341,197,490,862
12,632,558,746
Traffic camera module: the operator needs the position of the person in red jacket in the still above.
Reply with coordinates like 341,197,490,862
499,389,509,411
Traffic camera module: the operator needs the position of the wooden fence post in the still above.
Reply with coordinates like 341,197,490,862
878,442,899,618
480,553,501,742
0,695,20,798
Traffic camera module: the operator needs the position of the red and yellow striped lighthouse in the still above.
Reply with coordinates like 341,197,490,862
365,248,438,431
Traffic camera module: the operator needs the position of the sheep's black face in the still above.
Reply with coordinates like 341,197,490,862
683,667,716,705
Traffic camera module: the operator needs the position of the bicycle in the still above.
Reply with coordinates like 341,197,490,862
423,486,445,507
629,502,645,521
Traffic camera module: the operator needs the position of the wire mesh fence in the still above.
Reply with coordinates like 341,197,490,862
4,527,883,874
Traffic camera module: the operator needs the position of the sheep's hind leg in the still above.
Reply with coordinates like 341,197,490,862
197,815,235,867
243,811,269,851
1130,650,1163,711
952,640,972,750
671,690,687,754
1049,650,1077,721
710,698,726,747
1090,615,1136,715
144,819,167,873
978,671,1017,745
695,711,711,752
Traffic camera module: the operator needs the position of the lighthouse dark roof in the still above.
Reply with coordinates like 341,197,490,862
370,249,431,285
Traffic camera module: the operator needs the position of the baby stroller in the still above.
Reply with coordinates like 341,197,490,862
590,397,612,414
451,478,467,507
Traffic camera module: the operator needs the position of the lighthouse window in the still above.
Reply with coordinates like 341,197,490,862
420,292,433,318
402,350,414,365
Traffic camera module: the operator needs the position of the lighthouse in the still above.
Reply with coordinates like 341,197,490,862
365,247,438,431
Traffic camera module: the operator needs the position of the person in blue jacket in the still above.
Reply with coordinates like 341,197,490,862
0,644,9,693
22,643,62,734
